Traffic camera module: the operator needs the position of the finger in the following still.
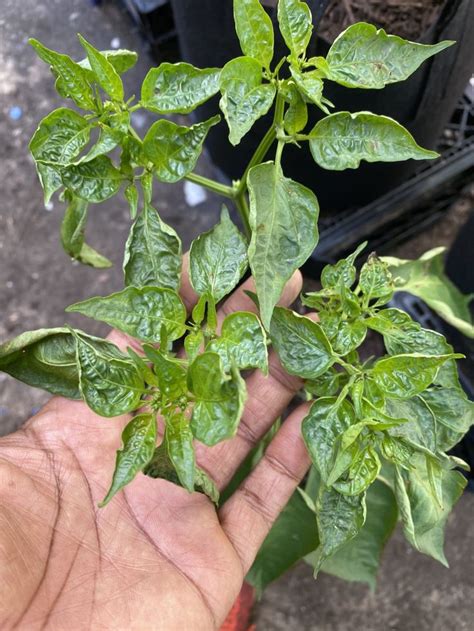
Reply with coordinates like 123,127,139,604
219,403,311,574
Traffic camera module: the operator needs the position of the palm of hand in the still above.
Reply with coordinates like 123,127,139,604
1,272,310,630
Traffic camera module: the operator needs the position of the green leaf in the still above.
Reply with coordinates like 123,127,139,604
323,316,367,356
219,57,276,146
144,442,219,503
359,254,393,302
248,162,319,329
29,108,91,169
143,345,188,402
302,397,355,483
381,247,474,338
305,368,343,398
61,155,122,202
233,0,274,69
67,286,187,343
386,389,474,453
282,83,308,135
319,480,398,589
29,38,96,110
394,458,466,565
141,62,221,114
74,333,144,417
324,22,455,89
79,49,138,75
78,34,124,101
165,412,195,492
270,307,335,379
207,311,268,373
313,486,366,573
309,112,438,171
123,205,182,291
0,328,80,399
247,490,319,595
333,446,381,496
143,116,220,183
366,308,461,389
188,352,246,446
372,353,460,399
278,0,313,60
60,193,112,268
289,68,329,114
100,413,156,506
184,330,204,363
189,206,248,302
75,121,124,165
319,242,367,290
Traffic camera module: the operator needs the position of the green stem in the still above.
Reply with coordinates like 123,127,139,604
184,173,235,198
236,90,286,197
235,192,251,239
237,125,276,197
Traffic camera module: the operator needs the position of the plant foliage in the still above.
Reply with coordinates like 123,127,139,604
1,1,473,592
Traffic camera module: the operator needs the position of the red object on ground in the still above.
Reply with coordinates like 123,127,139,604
220,582,256,631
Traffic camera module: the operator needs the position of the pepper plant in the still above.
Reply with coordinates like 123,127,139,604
1,0,473,591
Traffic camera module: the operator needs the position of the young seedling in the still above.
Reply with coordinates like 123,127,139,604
1,0,473,590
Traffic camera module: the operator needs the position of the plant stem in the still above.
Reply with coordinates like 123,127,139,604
236,90,286,197
235,191,251,238
184,172,235,198
237,125,276,197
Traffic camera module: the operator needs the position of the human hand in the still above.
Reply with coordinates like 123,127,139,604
0,262,311,631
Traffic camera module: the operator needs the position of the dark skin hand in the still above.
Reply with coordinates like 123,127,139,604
0,262,312,630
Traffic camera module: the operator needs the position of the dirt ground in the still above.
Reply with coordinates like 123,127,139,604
0,1,473,630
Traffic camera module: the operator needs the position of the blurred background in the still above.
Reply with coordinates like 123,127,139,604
0,1,473,629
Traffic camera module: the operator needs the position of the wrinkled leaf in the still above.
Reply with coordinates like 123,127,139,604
219,57,275,146
166,412,195,492
0,328,80,399
248,162,319,329
270,307,335,378
302,397,355,482
289,68,329,114
141,62,220,114
207,311,268,373
359,254,393,302
309,112,438,171
313,486,366,572
74,333,144,417
190,206,248,301
318,480,398,589
30,107,91,169
29,38,96,110
278,0,313,60
233,0,274,69
334,447,381,496
188,352,246,446
283,83,308,135
100,413,156,505
143,345,188,402
394,458,466,565
372,353,459,399
324,22,454,89
78,34,124,101
320,242,367,289
61,155,122,202
61,193,112,268
143,116,220,182
67,286,187,342
123,205,182,290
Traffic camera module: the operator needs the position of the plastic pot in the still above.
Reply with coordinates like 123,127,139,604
170,0,474,213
